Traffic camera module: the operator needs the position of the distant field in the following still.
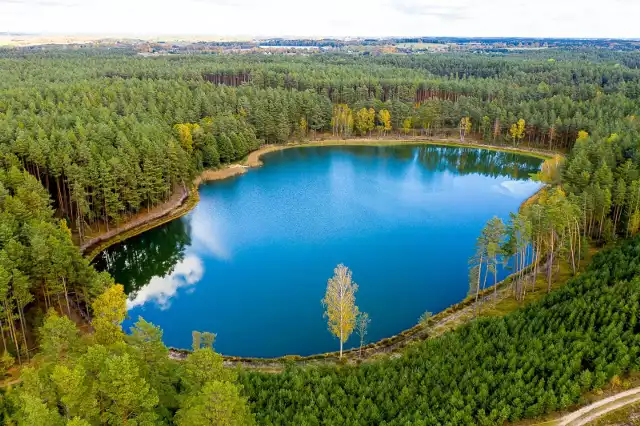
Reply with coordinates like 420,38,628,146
0,34,254,47
396,42,448,50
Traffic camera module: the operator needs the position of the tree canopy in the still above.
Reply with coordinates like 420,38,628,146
2,47,640,425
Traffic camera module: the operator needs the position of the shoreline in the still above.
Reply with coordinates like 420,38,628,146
82,137,554,260
170,259,548,368
82,137,555,363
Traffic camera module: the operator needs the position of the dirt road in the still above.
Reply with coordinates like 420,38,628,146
540,387,640,425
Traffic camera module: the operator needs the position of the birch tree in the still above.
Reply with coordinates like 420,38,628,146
484,217,505,300
355,108,375,137
468,233,487,316
355,312,370,358
503,212,531,301
509,119,526,146
322,264,359,358
459,117,472,142
378,109,392,137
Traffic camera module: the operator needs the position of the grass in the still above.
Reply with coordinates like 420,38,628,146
482,251,593,319
587,401,640,425
512,373,640,426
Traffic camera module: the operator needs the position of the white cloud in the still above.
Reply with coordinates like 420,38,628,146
127,255,204,310
494,180,541,198
0,0,638,39
389,0,469,19
189,206,231,260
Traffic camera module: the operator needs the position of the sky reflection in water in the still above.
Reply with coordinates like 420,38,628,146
94,145,543,357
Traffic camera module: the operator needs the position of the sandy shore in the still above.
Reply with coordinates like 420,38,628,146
80,137,556,363
194,164,249,184
243,138,557,163
82,138,555,259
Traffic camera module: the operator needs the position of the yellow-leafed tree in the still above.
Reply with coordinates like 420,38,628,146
367,108,376,136
459,117,472,142
577,130,590,142
322,264,359,358
355,108,375,137
92,284,127,345
378,109,392,137
402,118,413,136
331,104,353,138
509,119,526,145
298,117,308,140
174,123,201,153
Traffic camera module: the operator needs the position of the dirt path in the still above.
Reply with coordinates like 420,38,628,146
79,186,189,254
542,387,640,425
194,164,248,184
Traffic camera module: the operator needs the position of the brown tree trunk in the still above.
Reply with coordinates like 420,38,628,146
62,277,71,317
547,232,555,293
0,319,6,354
17,307,29,362
4,301,20,364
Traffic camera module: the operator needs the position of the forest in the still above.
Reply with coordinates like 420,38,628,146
2,51,640,241
240,235,640,425
1,235,639,424
1,46,640,424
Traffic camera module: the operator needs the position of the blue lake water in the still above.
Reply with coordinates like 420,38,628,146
93,144,543,357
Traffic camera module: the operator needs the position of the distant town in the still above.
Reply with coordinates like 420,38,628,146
2,33,640,55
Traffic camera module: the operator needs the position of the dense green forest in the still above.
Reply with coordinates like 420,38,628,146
2,47,640,424
4,231,640,424
2,50,640,240
2,51,639,236
240,235,640,425
1,285,254,425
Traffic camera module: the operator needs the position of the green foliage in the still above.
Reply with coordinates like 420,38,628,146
0,166,108,363
39,309,82,362
180,348,236,394
8,295,250,425
4,49,640,425
175,380,254,426
1,51,640,365
91,284,126,346
241,237,640,424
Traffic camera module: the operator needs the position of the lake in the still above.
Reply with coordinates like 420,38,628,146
93,144,543,358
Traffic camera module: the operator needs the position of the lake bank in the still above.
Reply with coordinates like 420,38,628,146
170,244,593,370
94,142,548,358
81,137,555,261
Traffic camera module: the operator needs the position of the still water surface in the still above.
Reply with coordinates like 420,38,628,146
94,145,543,357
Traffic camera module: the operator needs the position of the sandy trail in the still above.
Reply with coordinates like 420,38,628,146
544,387,640,426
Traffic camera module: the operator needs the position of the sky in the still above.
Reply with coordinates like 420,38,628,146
1,0,639,39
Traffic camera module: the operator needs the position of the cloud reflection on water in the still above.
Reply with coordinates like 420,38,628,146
127,255,204,310
494,180,541,197
189,207,231,260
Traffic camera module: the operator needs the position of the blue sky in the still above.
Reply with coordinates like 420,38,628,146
1,0,638,38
